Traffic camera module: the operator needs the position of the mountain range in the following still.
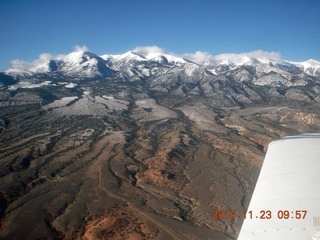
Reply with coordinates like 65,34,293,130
2,47,320,109
4,47,320,80
1,47,320,240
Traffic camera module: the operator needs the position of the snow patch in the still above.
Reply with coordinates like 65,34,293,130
133,98,176,122
8,81,53,90
97,96,129,112
42,96,78,110
177,105,227,132
65,83,77,88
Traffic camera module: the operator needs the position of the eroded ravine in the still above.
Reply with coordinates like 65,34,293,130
1,90,320,239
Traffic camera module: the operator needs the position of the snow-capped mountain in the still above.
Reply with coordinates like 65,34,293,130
2,47,320,108
56,51,115,78
292,59,320,76
100,47,190,80
5,50,115,79
5,47,320,81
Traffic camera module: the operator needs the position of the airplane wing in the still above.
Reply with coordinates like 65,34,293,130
237,134,320,240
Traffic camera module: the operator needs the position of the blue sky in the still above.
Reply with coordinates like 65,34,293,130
1,0,320,71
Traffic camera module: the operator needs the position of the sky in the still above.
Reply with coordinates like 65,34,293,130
1,0,320,71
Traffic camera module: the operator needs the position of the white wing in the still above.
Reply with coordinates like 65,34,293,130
238,134,320,240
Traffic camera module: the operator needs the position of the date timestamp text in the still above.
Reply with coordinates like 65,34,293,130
212,210,307,220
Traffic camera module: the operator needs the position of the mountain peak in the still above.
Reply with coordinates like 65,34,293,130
211,51,283,66
303,59,320,66
295,59,320,76
117,51,146,61
62,50,100,64
132,46,187,64
4,46,320,79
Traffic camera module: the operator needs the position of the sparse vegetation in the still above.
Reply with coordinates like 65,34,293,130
1,60,320,239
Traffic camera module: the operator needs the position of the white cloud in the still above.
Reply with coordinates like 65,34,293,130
9,59,31,71
9,53,54,71
7,45,88,71
74,45,89,52
181,49,282,65
214,50,282,62
132,46,189,63
181,51,215,64
132,46,166,58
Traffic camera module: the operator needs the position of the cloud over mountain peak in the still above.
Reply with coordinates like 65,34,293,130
74,45,89,52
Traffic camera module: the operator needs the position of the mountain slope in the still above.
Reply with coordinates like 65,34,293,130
5,51,115,80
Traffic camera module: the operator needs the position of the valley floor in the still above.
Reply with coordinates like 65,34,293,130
1,90,320,240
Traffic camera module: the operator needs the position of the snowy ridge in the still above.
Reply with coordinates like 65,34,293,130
101,46,187,72
2,46,320,110
132,46,187,64
4,46,320,80
291,59,320,76
6,49,114,79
